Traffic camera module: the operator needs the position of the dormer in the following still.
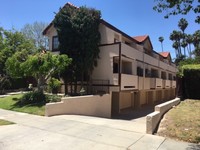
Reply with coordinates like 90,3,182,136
159,52,172,64
133,35,153,55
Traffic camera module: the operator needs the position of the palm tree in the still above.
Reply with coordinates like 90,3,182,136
158,36,164,52
178,18,188,33
172,41,179,58
193,30,200,57
178,18,188,56
170,30,183,58
186,34,193,58
181,39,188,56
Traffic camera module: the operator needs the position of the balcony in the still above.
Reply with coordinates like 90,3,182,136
144,53,159,67
150,78,163,89
121,74,138,90
121,43,143,61
165,80,171,88
172,80,176,88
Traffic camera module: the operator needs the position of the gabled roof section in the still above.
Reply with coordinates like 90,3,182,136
100,19,138,43
159,52,170,58
133,35,153,50
43,2,78,35
133,35,148,43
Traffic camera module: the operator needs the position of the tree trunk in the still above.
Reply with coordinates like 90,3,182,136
37,75,45,93
64,79,68,95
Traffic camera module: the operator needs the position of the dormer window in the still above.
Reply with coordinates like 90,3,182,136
52,36,59,51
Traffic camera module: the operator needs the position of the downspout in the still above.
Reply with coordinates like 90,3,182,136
119,42,122,92
142,49,145,90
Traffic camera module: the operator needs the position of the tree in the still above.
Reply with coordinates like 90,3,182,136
53,4,101,94
158,36,164,52
0,28,36,75
178,18,188,56
6,51,72,93
186,34,193,57
170,30,183,58
153,0,200,23
193,30,200,56
21,21,48,49
178,18,188,33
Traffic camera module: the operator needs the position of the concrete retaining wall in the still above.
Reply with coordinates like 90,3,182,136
146,97,180,134
45,94,111,118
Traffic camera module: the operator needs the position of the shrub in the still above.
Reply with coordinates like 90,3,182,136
46,94,61,103
47,78,61,94
0,76,11,94
19,91,46,105
181,64,200,99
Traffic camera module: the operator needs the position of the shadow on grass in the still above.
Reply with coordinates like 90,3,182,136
11,100,45,109
12,98,20,101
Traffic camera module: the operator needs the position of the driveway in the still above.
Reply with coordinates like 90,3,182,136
0,109,199,150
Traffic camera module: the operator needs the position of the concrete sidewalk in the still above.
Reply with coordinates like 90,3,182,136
0,109,199,150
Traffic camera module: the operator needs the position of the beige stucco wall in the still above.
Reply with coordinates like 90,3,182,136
92,44,120,85
146,97,180,134
45,25,58,51
144,78,151,90
139,90,147,105
99,23,117,44
138,77,143,90
45,94,111,118
119,92,132,110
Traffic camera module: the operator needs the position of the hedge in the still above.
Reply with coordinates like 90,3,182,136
181,64,200,99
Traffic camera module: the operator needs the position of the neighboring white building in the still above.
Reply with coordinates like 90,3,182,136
43,3,177,115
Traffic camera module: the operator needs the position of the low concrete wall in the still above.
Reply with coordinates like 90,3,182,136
146,97,180,134
45,94,111,118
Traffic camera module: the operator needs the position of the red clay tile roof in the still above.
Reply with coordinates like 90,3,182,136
133,35,148,43
159,52,170,58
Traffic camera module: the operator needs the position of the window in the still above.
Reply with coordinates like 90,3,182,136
151,69,159,78
173,76,176,81
137,67,143,76
113,62,119,73
52,36,59,51
161,71,167,79
145,69,151,77
122,61,132,74
168,74,172,80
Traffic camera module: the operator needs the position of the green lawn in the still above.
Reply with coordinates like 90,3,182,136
0,94,45,116
157,99,200,143
0,119,15,126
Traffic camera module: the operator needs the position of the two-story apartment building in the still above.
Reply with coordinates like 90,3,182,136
43,3,177,115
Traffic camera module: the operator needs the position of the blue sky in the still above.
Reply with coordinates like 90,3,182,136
0,0,199,59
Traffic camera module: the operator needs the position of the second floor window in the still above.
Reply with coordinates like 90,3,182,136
52,36,59,51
